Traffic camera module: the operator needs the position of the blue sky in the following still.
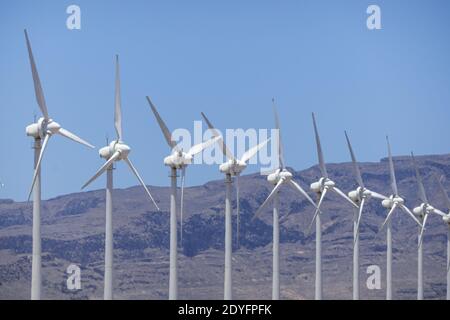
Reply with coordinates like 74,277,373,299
1,0,450,201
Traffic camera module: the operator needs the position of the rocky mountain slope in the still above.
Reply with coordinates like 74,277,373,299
1,154,450,300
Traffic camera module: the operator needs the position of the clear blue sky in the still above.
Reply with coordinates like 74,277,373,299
1,0,450,201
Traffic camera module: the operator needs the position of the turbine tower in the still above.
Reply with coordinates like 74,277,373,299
252,100,318,300
201,112,269,300
410,153,447,300
147,97,219,300
82,56,159,300
24,30,95,300
436,175,450,300
345,131,387,300
378,136,422,300
308,113,358,300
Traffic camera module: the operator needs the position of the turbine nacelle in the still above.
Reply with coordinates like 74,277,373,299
412,203,434,218
310,177,335,193
164,150,192,169
219,159,247,176
99,141,131,160
348,187,372,203
26,117,61,139
267,169,292,185
382,195,405,208
443,214,450,225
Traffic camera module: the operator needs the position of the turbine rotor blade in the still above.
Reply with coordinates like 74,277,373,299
437,175,450,210
369,190,388,200
312,113,328,178
146,96,176,149
344,131,364,188
288,179,318,209
114,55,123,141
187,136,220,157
418,213,428,249
200,112,235,161
28,134,51,200
307,187,328,233
432,208,447,217
332,186,358,208
57,128,95,149
399,204,422,227
124,157,159,210
354,197,365,245
81,151,121,190
411,152,428,204
180,167,186,246
240,138,270,164
252,178,285,221
380,203,398,232
386,136,398,195
24,30,49,119
272,99,285,170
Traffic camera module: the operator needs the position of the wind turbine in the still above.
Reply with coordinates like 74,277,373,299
308,113,358,300
147,97,219,300
81,55,159,300
436,175,450,300
252,100,318,300
410,153,447,300
378,136,422,300
201,112,269,300
344,131,387,300
24,30,95,300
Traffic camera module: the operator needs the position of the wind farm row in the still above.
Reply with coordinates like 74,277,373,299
22,30,450,301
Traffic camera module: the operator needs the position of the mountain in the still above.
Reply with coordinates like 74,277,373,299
1,154,450,300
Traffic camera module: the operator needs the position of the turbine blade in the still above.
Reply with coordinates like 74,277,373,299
288,180,318,210
24,30,49,119
418,213,428,249
124,157,159,210
236,174,240,248
180,167,186,247
432,208,447,217
386,136,398,196
187,136,220,157
332,186,358,208
312,113,328,178
437,175,450,210
146,96,176,149
272,99,285,170
379,203,398,232
344,131,364,188
399,204,422,227
28,134,51,201
411,152,428,204
354,197,365,245
252,178,285,221
240,138,270,164
81,151,120,190
369,190,388,200
200,112,235,161
307,187,328,233
114,55,123,141
57,128,95,149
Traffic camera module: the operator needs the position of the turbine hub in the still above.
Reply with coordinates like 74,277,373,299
219,160,246,176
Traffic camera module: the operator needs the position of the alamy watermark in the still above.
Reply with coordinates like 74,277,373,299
171,121,280,173
66,264,81,290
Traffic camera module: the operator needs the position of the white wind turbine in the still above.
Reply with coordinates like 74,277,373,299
24,30,95,300
201,112,269,300
252,100,318,300
410,153,447,300
308,113,358,300
147,97,219,300
344,131,387,300
436,175,450,300
378,136,422,300
81,56,159,300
